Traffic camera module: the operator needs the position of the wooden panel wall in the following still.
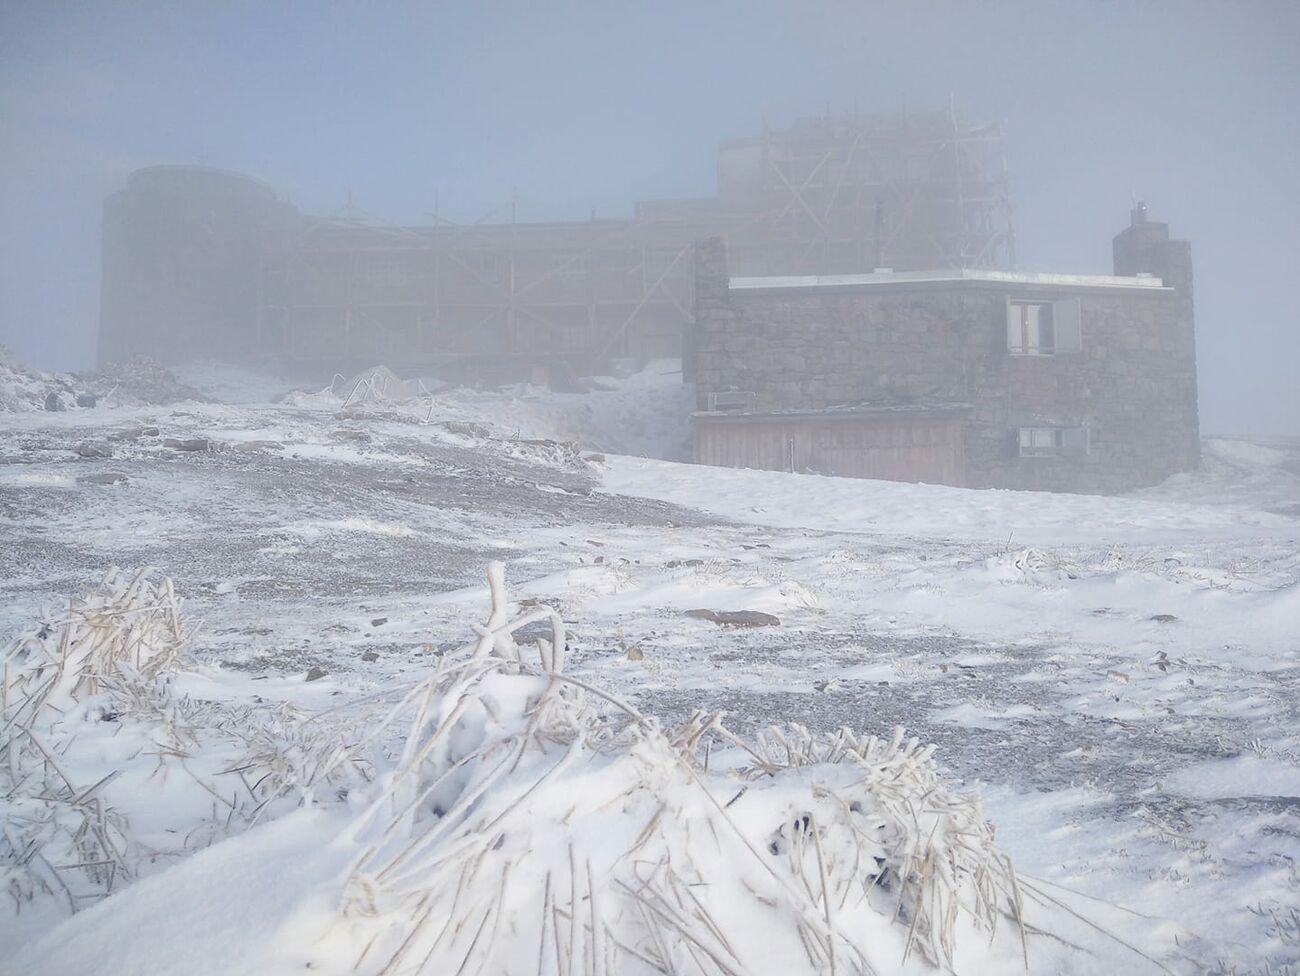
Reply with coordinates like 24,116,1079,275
694,416,966,487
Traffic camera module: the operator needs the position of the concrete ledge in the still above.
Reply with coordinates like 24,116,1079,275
729,268,1172,293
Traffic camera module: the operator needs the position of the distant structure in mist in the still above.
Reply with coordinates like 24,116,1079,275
99,166,297,370
97,107,1199,492
98,110,1012,381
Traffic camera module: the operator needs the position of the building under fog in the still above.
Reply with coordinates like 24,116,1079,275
99,110,1013,381
689,207,1199,492
98,109,1199,491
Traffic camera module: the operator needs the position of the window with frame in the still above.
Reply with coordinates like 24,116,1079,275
1007,298,1082,355
1018,426,1090,458
706,390,756,412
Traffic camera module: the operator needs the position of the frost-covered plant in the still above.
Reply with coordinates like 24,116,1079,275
2,569,188,724
324,563,1167,975
0,568,365,915
1,569,186,909
4,566,1183,973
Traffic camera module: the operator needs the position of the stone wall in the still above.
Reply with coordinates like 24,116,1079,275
691,238,1200,493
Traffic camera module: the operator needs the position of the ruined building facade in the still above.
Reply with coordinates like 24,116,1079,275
689,208,1199,493
99,111,1012,380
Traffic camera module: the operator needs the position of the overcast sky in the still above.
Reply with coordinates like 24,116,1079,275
2,0,1297,435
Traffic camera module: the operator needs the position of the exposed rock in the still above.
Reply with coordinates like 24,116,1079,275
305,667,328,682
109,426,160,442
75,393,98,408
77,472,129,486
370,617,388,628
94,358,209,405
328,429,372,443
163,437,212,452
361,650,379,662
1149,614,1178,624
684,609,781,628
44,391,65,412
76,441,114,459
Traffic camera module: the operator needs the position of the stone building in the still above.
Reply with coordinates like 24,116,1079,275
99,111,1012,380
688,207,1199,493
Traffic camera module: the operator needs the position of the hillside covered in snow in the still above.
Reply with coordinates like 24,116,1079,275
2,361,1298,974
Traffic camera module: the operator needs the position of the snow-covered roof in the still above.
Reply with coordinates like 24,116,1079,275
729,268,1172,293
695,401,973,421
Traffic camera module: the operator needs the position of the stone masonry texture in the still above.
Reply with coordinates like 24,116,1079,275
690,236,1200,493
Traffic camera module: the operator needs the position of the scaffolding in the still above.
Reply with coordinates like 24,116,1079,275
258,209,704,379
254,109,1015,377
713,106,1015,274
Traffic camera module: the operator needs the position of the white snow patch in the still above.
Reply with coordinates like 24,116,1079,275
1165,755,1300,800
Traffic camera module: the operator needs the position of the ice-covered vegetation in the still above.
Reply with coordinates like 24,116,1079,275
1,569,364,926
4,565,1183,975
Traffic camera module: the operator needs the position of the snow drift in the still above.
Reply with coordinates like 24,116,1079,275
1,569,364,939
6,566,1189,975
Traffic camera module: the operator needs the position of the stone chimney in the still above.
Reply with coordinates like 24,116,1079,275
1113,205,1199,468
1112,203,1192,298
685,237,730,386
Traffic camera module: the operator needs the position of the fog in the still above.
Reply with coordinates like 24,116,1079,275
2,0,1297,436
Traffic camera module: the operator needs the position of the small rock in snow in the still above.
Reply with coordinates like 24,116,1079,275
164,437,212,452
329,429,371,443
305,667,328,682
78,471,129,486
684,609,781,628
109,425,160,442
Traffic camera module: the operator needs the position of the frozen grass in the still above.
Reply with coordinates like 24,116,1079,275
5,564,1187,974
1,569,188,908
306,565,1180,974
0,569,366,919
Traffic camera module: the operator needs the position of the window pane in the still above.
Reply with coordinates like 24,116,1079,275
1024,305,1039,352
1007,304,1023,352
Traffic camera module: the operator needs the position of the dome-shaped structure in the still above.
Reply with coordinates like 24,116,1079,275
99,165,299,366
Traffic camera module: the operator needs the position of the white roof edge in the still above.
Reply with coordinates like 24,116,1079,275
729,269,1170,291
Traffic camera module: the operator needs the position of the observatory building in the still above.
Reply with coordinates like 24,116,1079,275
99,111,1013,381
98,110,1198,491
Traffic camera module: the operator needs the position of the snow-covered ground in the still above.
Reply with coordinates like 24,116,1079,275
2,361,1299,973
